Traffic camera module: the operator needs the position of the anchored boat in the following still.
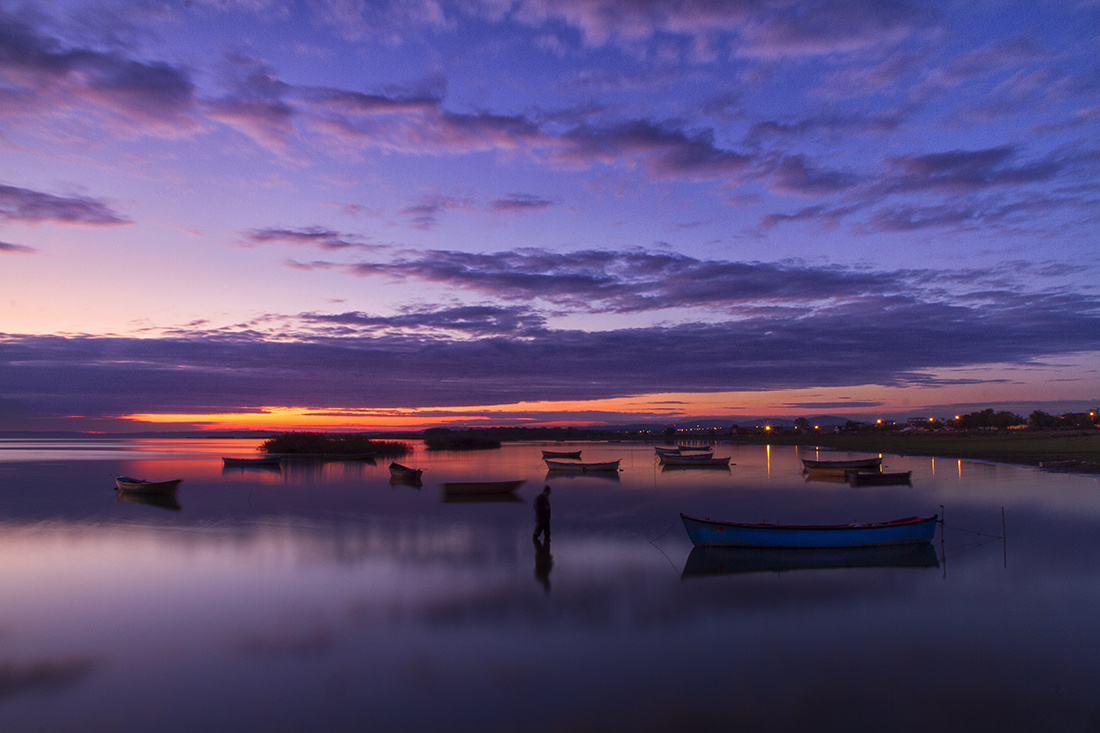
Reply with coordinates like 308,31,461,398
680,513,938,549
115,476,182,494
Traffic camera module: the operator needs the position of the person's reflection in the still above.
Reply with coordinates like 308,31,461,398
532,485,551,541
533,537,553,594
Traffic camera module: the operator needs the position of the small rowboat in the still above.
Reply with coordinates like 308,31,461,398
389,462,423,481
115,476,182,494
680,513,938,549
541,450,582,459
442,480,525,496
654,446,684,455
846,470,912,486
545,459,621,472
222,456,282,466
660,454,731,467
801,456,882,470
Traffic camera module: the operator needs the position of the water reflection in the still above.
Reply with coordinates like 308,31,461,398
1,438,1099,731
114,490,182,512
682,543,940,578
532,537,553,593
544,469,621,483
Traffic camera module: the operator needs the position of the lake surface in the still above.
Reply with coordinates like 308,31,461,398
1,438,1098,732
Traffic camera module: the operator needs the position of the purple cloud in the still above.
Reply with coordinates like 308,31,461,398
398,192,477,230
2,284,1097,416
768,155,861,196
881,146,1061,194
335,248,905,313
0,8,197,134
243,227,371,251
553,120,753,180
206,54,296,153
0,184,130,226
298,305,548,338
734,0,935,59
0,240,36,254
490,194,556,213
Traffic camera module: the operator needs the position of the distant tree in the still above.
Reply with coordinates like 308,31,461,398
958,408,1025,429
794,417,810,432
664,426,676,437
1029,410,1057,429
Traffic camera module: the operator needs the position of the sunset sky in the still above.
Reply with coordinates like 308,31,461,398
1,0,1098,432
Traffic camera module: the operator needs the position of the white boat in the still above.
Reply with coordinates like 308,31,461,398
115,476,182,494
545,459,621,472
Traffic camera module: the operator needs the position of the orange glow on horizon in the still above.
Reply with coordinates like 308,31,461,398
113,380,1095,432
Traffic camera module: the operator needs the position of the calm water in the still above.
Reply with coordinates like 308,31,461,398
1,438,1098,732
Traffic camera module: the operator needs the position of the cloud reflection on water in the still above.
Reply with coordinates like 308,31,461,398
0,440,1098,730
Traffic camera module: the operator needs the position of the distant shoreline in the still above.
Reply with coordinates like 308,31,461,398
729,429,1100,474
3,427,1098,474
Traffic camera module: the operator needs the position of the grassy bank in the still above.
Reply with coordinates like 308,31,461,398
734,429,1100,472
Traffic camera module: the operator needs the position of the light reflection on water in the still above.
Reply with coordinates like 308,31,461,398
0,439,1099,732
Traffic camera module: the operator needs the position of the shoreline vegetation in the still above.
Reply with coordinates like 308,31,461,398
259,432,409,458
255,424,1100,474
732,430,1100,474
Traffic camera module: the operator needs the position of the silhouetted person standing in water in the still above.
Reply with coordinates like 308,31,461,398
533,485,551,542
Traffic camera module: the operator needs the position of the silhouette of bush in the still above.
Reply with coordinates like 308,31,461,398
422,428,501,451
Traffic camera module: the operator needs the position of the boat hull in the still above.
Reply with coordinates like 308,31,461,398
115,477,181,494
541,450,582,459
222,456,282,466
388,462,423,481
846,470,912,486
680,513,938,548
801,457,882,470
660,455,730,467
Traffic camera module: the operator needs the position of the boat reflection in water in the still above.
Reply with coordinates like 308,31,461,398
544,470,621,483
441,491,525,504
682,543,940,578
222,463,282,475
533,537,553,593
389,475,423,488
114,490,182,512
